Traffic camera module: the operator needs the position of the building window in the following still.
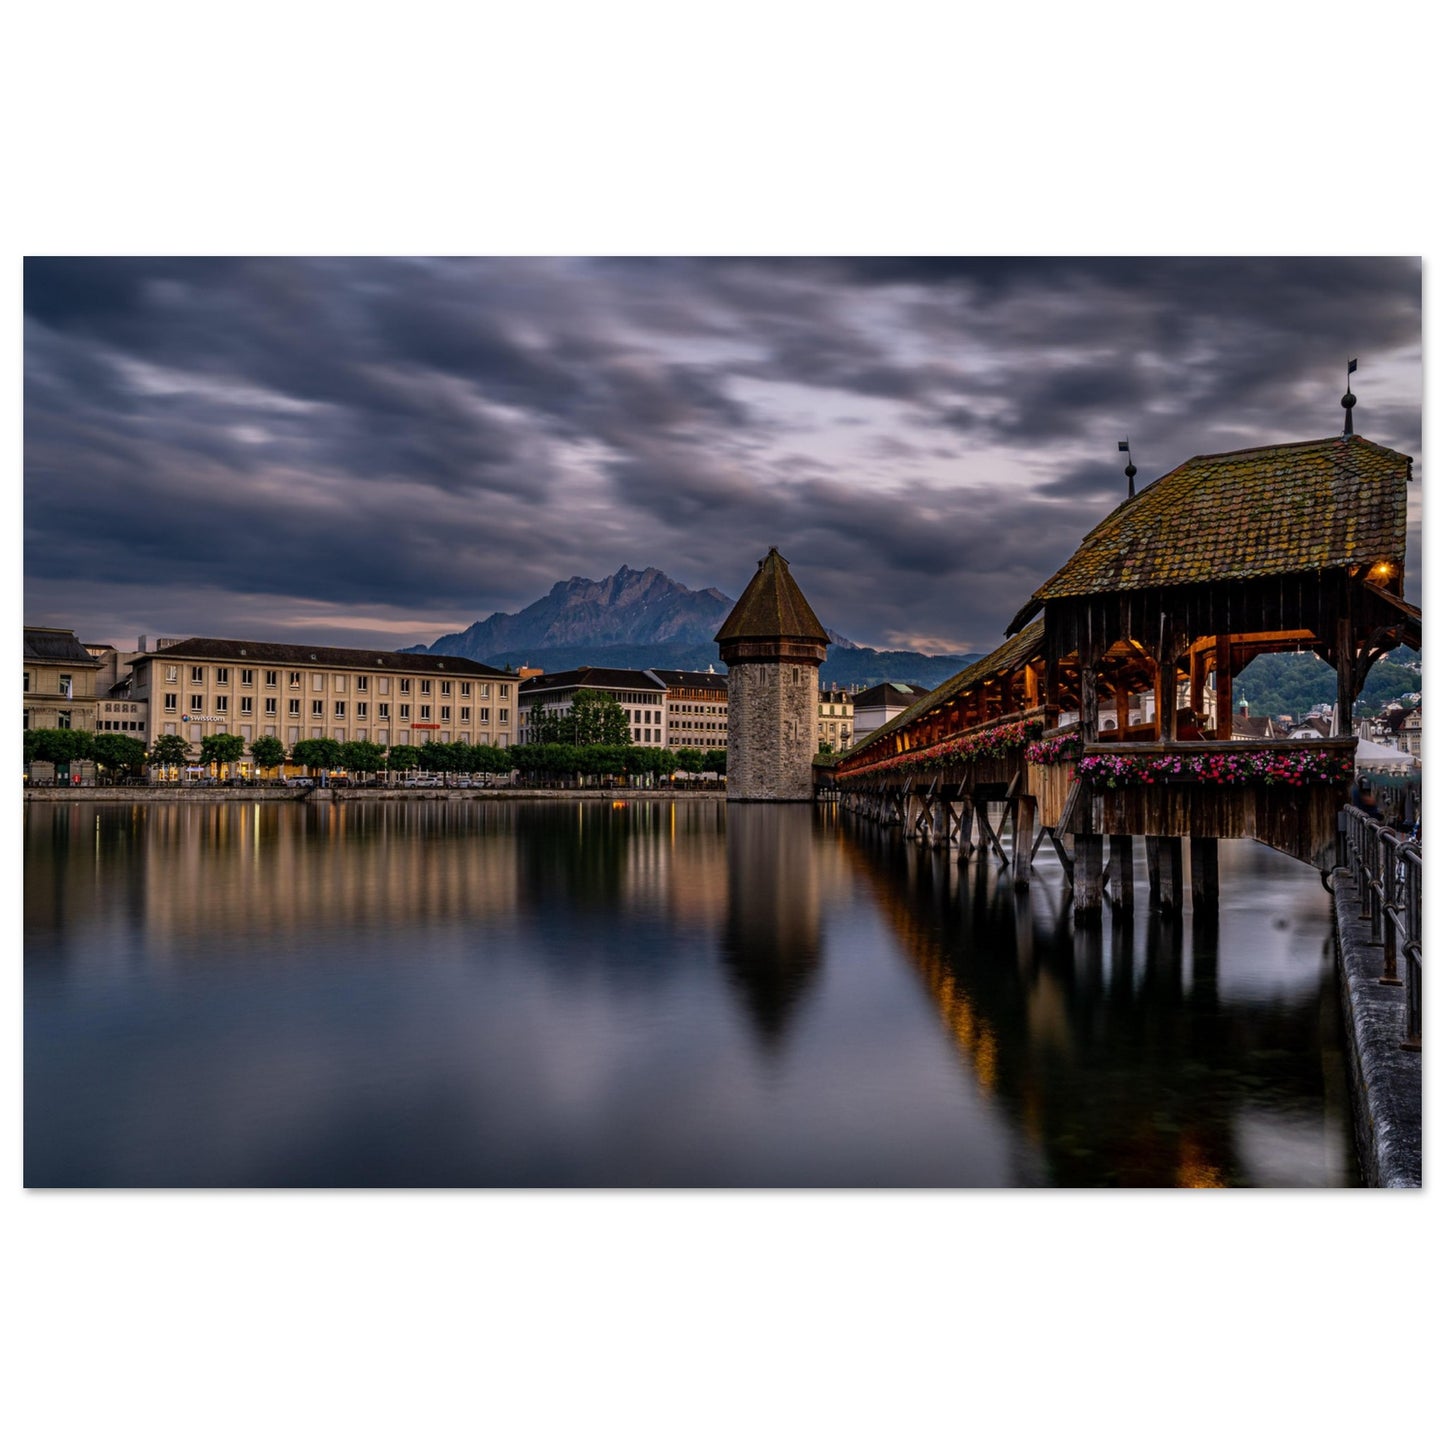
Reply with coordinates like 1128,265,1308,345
165,665,179,684
420,705,432,721
191,667,204,683
498,708,509,723
241,669,254,686
265,670,278,687
399,678,411,694
289,698,301,717
216,667,230,684
420,679,432,696
378,677,390,694
312,674,324,691
241,697,253,715
460,707,470,722
478,683,490,699
440,706,451,722
215,696,228,713
164,693,177,711
356,702,367,719
478,708,490,724
334,701,346,718
378,702,390,719
460,683,471,698
58,711,72,729
265,698,276,715
312,700,324,718
333,674,347,690
288,671,302,689
355,676,368,692
191,694,204,710
399,704,411,720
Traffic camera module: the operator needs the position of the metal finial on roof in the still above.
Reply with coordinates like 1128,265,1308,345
1342,357,1358,436
1118,438,1138,498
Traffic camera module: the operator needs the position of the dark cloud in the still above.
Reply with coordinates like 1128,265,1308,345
23,257,1421,656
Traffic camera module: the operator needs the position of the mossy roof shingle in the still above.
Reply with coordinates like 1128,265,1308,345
1009,434,1411,632
715,547,829,645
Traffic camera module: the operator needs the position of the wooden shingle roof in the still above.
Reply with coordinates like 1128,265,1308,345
1009,434,1411,633
714,547,828,645
840,620,1045,759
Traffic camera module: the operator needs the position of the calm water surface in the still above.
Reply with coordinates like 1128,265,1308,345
24,798,1357,1186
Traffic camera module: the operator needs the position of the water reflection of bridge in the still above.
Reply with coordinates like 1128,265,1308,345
830,432,1418,919
835,812,1352,1186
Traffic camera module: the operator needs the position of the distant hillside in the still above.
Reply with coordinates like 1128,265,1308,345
412,565,978,689
1236,646,1420,721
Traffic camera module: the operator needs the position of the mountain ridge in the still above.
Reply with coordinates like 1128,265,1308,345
410,565,980,690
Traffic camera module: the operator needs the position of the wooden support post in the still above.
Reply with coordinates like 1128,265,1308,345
931,794,950,850
1190,836,1219,911
1214,635,1233,739
1156,655,1178,742
1151,835,1183,914
1013,794,1036,891
1145,834,1160,896
976,802,1010,867
1108,834,1134,910
955,795,975,860
1079,635,1101,742
1074,834,1104,921
1335,616,1354,738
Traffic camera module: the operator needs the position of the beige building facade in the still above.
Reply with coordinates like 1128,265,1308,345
128,638,517,760
23,626,102,733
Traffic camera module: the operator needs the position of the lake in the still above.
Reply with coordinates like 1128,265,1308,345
23,797,1357,1186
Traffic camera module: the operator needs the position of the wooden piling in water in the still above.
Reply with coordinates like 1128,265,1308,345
1074,834,1104,920
1150,835,1184,914
1013,794,1036,891
1190,836,1219,911
1109,834,1134,910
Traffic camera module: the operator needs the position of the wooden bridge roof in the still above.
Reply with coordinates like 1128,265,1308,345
1008,434,1411,633
839,619,1045,761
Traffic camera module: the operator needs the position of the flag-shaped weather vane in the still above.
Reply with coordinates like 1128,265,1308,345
1119,437,1137,498
1342,357,1358,436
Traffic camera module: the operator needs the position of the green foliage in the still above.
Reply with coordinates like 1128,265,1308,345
249,735,287,773
199,733,247,768
702,749,727,775
528,688,632,747
340,739,387,774
386,744,421,772
1236,646,1421,723
292,736,344,772
88,732,147,778
674,747,705,775
25,728,93,767
148,734,191,770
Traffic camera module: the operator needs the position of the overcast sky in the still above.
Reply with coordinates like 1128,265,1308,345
23,256,1421,657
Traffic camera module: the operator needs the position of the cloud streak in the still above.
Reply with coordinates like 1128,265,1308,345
24,257,1421,656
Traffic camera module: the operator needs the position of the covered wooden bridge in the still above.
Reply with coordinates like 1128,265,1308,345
829,431,1418,917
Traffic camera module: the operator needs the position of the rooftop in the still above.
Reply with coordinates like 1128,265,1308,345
149,637,512,676
715,547,829,646
1010,433,1411,632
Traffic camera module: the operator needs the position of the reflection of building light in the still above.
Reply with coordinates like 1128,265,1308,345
1174,1136,1227,1188
1369,560,1394,580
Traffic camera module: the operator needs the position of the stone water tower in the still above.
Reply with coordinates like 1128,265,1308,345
714,547,829,802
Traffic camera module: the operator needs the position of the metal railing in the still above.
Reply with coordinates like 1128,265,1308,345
1342,805,1421,1051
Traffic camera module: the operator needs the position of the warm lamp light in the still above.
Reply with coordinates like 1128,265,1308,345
1370,560,1395,580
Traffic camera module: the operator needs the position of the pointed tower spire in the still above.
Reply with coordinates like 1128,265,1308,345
716,547,829,802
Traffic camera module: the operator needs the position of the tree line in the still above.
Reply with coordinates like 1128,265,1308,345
24,693,727,785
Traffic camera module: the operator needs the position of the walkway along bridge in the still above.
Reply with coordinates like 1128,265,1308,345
825,431,1420,922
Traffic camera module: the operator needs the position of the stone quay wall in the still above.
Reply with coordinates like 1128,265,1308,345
726,660,818,802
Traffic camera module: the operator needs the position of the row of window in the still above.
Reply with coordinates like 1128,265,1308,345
158,693,507,724
158,664,509,699
161,722,511,748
